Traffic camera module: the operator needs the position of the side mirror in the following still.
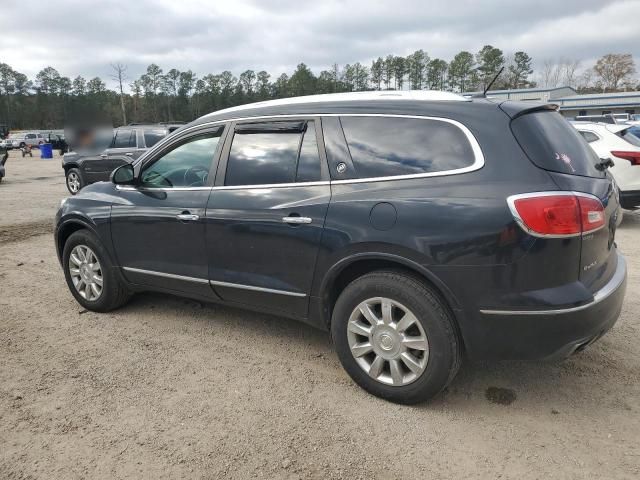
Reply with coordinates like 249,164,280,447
111,164,136,185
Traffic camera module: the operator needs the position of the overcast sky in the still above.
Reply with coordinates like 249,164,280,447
2,0,639,89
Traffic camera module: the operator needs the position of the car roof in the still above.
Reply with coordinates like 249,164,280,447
187,90,553,128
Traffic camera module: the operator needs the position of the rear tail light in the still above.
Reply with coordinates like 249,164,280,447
611,151,640,165
507,192,605,237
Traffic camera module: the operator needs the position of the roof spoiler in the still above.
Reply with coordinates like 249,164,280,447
499,101,559,120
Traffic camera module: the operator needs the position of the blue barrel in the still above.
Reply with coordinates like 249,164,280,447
40,143,53,159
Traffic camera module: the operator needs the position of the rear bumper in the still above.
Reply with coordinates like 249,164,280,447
466,252,627,360
620,190,640,209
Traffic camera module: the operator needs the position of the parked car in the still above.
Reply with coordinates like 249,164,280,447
574,114,618,124
43,130,68,154
0,146,7,182
1,131,45,149
55,91,627,404
572,121,640,209
62,124,181,194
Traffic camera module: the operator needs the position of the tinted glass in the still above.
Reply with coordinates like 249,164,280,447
618,129,640,148
340,117,475,178
144,128,167,147
113,129,134,148
225,130,301,186
141,131,221,188
579,131,599,143
296,122,321,182
512,112,603,178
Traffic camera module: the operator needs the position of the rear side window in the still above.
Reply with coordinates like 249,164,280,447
340,116,475,178
144,128,167,147
511,112,603,178
225,120,321,186
579,131,599,143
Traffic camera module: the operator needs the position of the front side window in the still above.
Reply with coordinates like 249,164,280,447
340,116,475,178
225,120,321,186
141,129,222,188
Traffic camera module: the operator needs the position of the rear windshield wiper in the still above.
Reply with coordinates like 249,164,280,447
595,157,614,171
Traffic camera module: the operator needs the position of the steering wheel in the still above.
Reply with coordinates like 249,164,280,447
183,165,210,186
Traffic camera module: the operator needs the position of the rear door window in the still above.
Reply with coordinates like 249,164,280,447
511,111,604,178
144,128,167,148
112,129,135,148
225,120,321,186
339,116,475,178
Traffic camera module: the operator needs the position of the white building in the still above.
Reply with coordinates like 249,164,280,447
462,86,640,117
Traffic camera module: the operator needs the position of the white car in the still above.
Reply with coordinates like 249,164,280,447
572,121,640,209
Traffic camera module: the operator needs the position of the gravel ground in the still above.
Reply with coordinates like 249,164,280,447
1,152,639,479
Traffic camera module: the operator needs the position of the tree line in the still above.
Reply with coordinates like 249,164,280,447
0,46,637,130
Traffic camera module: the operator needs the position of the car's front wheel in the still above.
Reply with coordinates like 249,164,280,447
62,230,130,312
65,168,84,195
331,271,462,404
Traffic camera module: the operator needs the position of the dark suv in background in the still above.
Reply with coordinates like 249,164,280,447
62,123,182,194
55,92,627,404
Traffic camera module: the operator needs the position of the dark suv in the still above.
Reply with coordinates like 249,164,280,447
62,124,181,194
54,92,627,404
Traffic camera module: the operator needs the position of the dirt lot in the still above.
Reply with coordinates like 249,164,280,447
1,151,639,479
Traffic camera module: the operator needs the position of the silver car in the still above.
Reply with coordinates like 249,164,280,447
2,132,45,149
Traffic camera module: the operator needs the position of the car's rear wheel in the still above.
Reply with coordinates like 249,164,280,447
331,271,462,404
65,168,83,195
62,230,130,312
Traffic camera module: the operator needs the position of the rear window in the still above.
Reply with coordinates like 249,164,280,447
511,112,604,178
340,116,475,178
617,128,640,148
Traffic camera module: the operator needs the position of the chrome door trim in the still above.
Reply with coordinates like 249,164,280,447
122,267,308,297
209,279,307,297
122,267,210,284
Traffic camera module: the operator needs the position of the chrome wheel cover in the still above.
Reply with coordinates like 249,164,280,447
347,297,429,386
67,172,80,193
69,245,103,301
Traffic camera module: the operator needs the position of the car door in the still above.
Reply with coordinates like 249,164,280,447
205,118,331,318
111,124,227,298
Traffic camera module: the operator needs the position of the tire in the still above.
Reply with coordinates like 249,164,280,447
65,168,84,195
331,271,462,404
62,230,130,312
19,142,25,148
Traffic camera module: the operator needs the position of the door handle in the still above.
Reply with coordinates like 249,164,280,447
282,216,312,224
125,152,133,157
100,153,108,158
176,213,200,221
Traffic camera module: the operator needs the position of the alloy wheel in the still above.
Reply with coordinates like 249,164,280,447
67,172,80,193
347,297,429,386
69,245,103,301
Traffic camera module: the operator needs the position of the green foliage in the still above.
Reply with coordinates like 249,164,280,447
0,46,549,129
